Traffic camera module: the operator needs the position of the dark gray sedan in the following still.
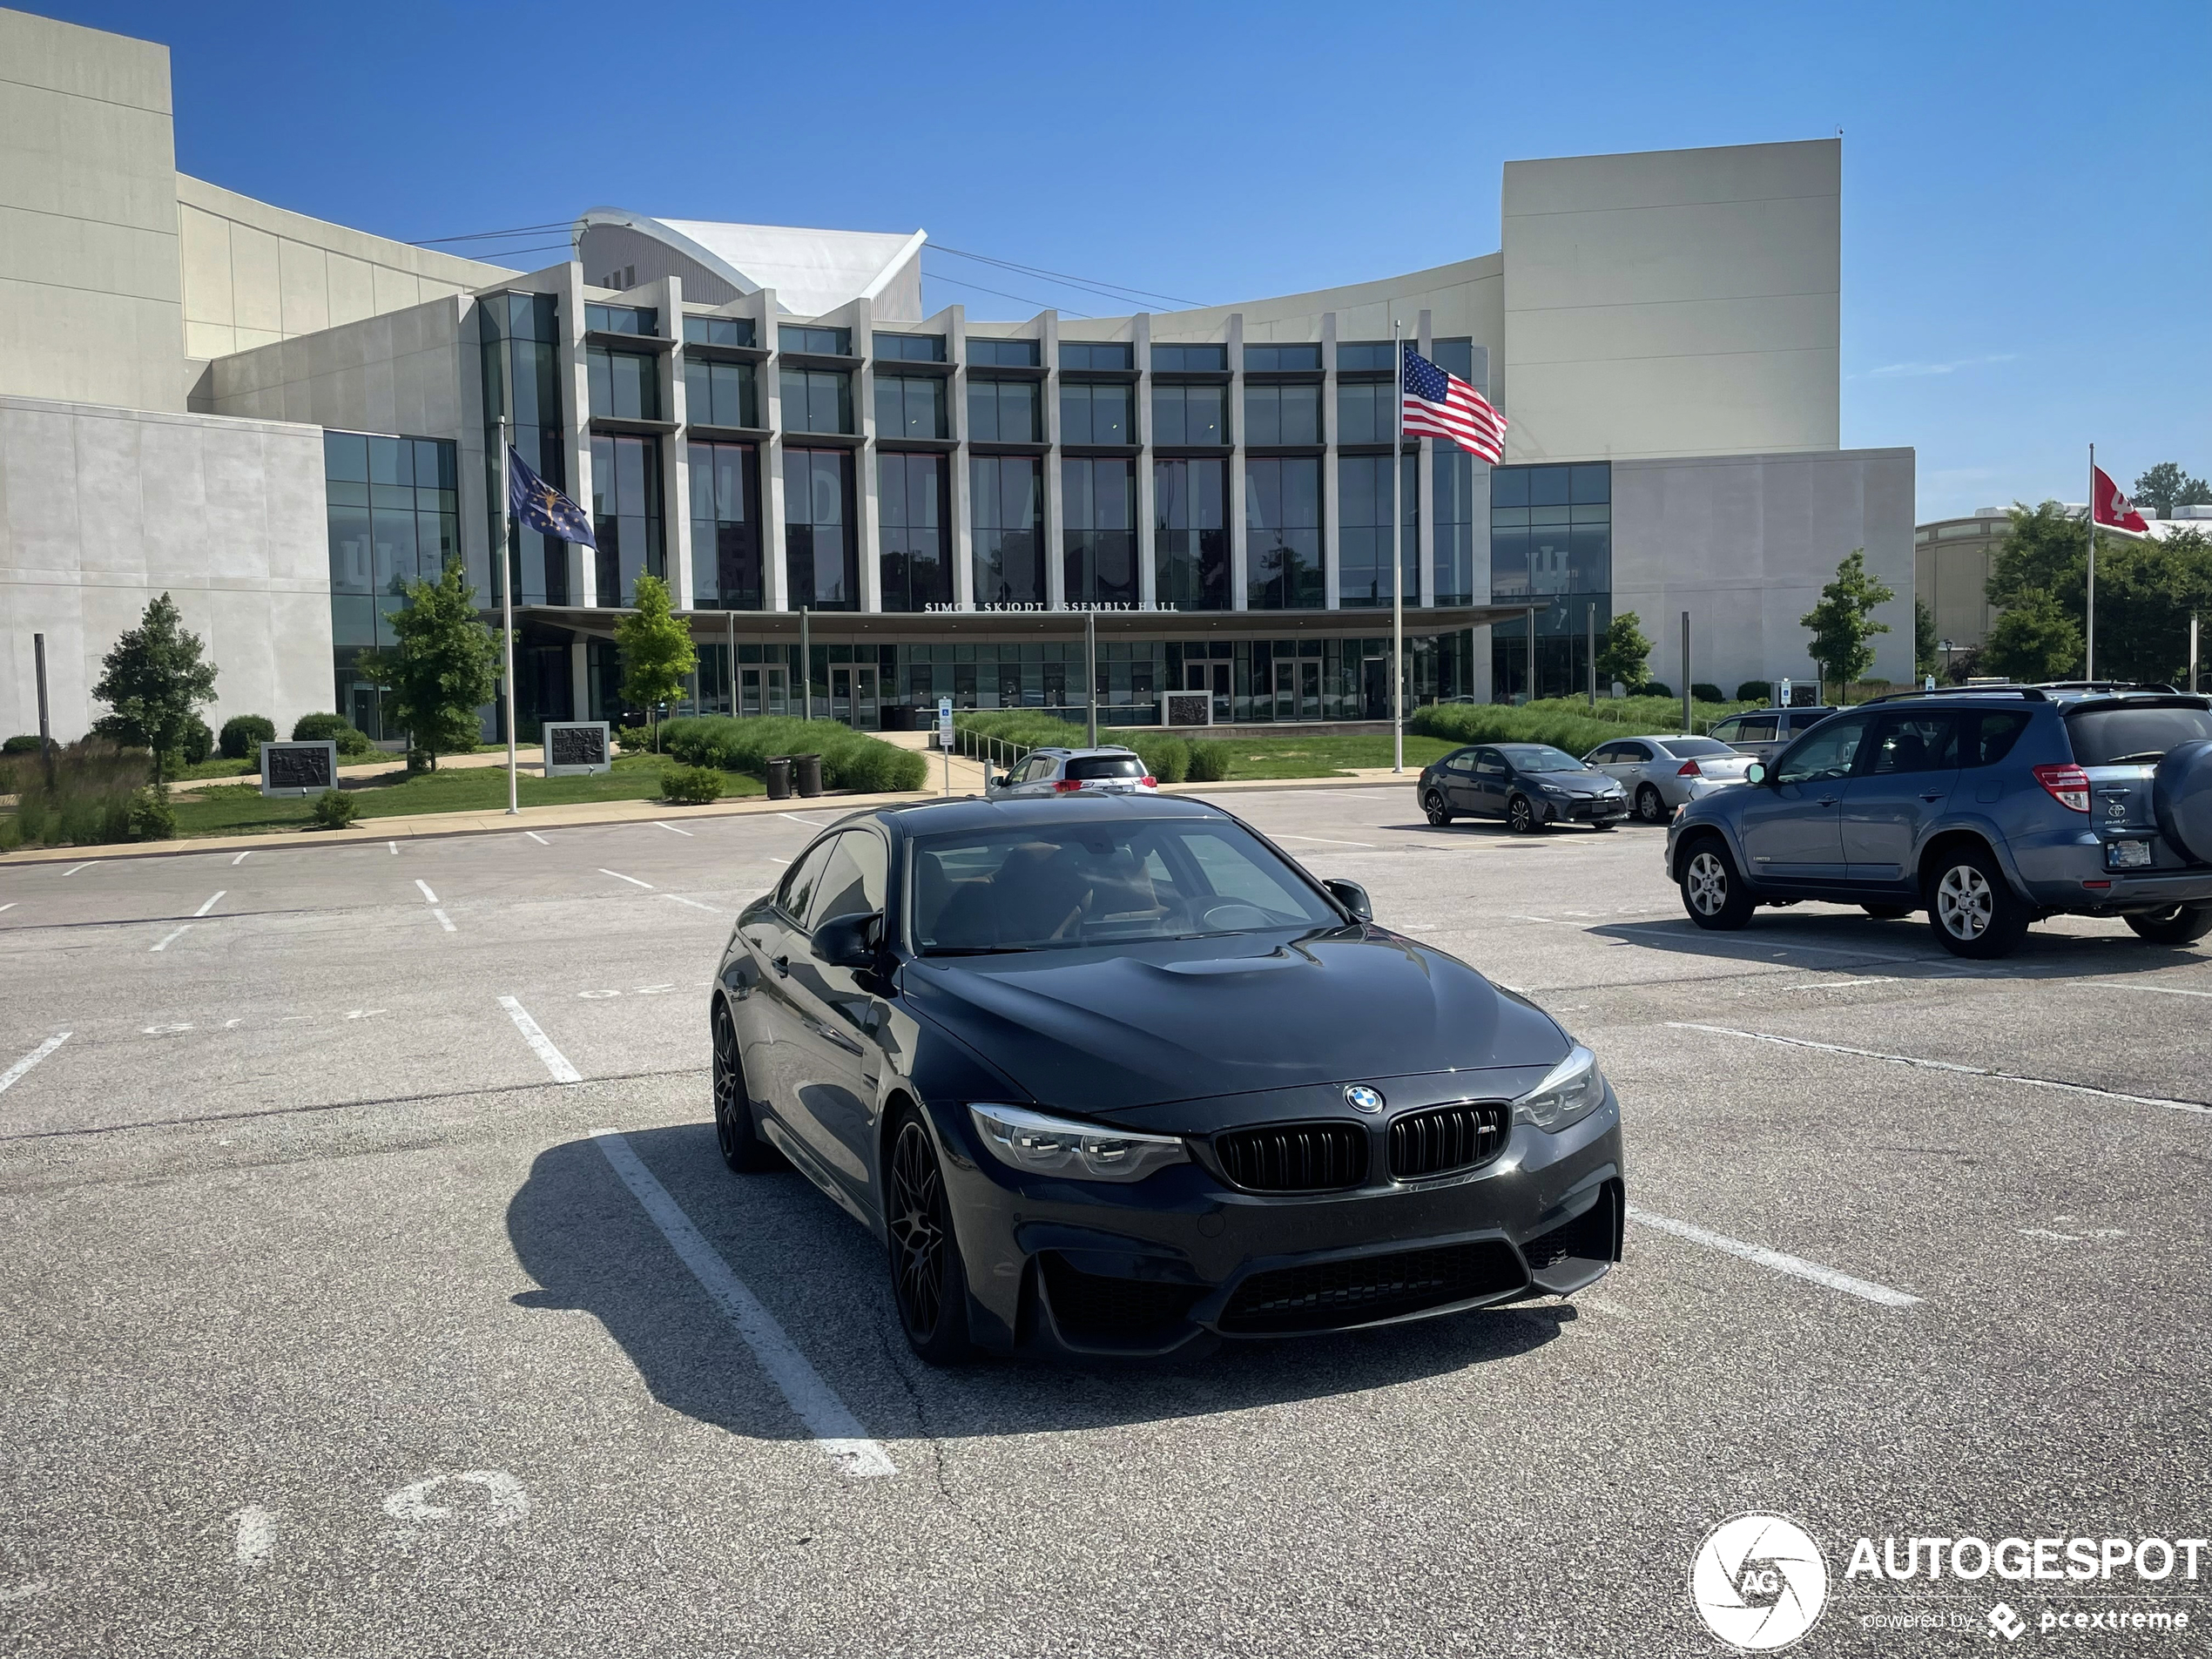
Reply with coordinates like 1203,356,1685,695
1420,744,1629,833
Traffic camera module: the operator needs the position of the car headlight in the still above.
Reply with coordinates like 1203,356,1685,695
1513,1045,1608,1133
1539,782,1569,796
968,1103,1190,1184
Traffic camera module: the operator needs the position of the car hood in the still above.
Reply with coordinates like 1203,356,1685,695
900,926,1568,1116
1527,767,1619,791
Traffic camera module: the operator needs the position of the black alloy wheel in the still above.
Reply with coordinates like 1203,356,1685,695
1680,836,1756,930
1507,794,1539,834
887,1108,974,1364
711,1001,772,1172
2125,904,2212,946
1423,789,1453,827
1635,784,1666,824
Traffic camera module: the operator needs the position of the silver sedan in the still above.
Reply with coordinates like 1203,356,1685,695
1582,735,1754,823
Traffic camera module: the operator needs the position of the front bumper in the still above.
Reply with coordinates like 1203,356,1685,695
1539,793,1628,825
933,1087,1625,1358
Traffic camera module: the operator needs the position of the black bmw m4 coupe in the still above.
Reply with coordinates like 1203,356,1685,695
711,794,1623,1362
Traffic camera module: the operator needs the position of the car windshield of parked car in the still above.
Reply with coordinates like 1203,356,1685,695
911,819,1340,954
1656,737,1734,759
2064,704,2212,765
1501,745,1584,772
1065,755,1146,780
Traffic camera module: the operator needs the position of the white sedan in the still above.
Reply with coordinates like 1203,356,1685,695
1582,735,1755,823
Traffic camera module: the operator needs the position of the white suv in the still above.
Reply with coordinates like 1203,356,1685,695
987,746,1158,799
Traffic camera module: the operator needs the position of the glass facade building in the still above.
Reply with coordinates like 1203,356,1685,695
1488,462,1611,700
323,431,459,738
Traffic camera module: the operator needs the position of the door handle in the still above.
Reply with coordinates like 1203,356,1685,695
772,955,790,977
1919,792,1945,802
1817,796,1840,807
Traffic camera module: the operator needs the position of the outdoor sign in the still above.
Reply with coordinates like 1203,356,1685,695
1162,690,1213,727
542,721,612,777
260,740,338,798
937,697,954,749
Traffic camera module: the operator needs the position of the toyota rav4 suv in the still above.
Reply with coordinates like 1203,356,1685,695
1663,684,2212,958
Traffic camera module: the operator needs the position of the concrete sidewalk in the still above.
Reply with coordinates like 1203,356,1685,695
0,766,1414,867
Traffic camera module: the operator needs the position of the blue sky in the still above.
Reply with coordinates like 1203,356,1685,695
44,0,2212,520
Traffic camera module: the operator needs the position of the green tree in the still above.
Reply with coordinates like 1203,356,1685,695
1983,589,2082,682
1915,597,1939,679
378,559,502,768
2133,462,2211,520
1595,610,1652,693
91,592,219,783
2095,529,2212,685
1987,501,2087,615
614,572,697,751
1799,550,1896,702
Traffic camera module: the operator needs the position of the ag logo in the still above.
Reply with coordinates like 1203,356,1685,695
1689,1514,1829,1651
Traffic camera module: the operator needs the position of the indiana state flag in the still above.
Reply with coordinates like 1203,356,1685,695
508,445,596,547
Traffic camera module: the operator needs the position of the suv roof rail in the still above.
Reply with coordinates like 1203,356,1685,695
2030,680,2181,695
1857,685,2050,706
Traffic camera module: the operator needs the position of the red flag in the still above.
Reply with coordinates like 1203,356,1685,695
2092,466,2148,534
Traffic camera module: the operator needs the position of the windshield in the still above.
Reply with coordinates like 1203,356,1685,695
1656,737,1735,759
1066,755,1146,780
1501,745,1585,772
911,819,1341,954
2065,704,2212,765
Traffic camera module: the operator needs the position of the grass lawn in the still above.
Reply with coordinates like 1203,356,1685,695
171,755,762,838
1211,733,1457,779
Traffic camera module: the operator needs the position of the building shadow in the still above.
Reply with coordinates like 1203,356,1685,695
505,1126,1569,1447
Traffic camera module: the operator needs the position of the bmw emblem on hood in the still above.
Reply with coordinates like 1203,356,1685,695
1345,1085,1385,1114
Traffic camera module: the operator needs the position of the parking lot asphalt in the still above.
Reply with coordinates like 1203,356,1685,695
3,790,2209,1657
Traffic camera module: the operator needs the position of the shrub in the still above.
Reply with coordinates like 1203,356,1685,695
311,788,362,829
1736,681,1773,704
614,724,655,755
125,785,177,841
177,716,215,766
219,714,275,760
1638,682,1673,699
1128,732,1188,784
661,765,727,805
1690,683,1726,705
3,734,42,755
8,738,152,846
1184,739,1231,783
291,712,374,755
657,716,927,792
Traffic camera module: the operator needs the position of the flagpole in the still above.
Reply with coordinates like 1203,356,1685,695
1391,319,1404,775
2086,442,2097,683
500,417,518,815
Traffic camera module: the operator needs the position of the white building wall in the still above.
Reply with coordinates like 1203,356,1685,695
204,294,470,436
1610,447,1916,696
0,395,332,742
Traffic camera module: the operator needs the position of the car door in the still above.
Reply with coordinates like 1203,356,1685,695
1597,739,1649,791
1736,713,1871,880
1439,749,1483,814
738,834,838,1126
1469,748,1511,817
776,828,893,1213
1842,711,1960,883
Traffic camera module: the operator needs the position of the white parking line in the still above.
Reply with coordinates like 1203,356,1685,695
62,862,96,877
1669,1022,2212,1116
778,813,833,830
151,925,192,952
193,891,225,917
659,894,720,914
599,868,655,890
1627,1206,1921,1308
0,903,14,916
523,831,550,846
655,821,694,837
432,907,456,933
414,879,439,904
388,841,398,853
590,1128,895,1479
496,995,579,1083
0,1034,70,1097
1777,976,1900,993
1276,833,1375,847
231,850,252,866
2100,982,2212,1001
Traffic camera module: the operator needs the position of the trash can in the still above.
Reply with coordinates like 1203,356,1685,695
765,756,793,799
794,752,824,798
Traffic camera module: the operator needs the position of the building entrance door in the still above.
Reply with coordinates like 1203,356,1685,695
1271,660,1296,721
738,665,790,718
1186,660,1231,722
830,665,880,729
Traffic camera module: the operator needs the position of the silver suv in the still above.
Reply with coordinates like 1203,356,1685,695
987,746,1158,799
1708,705,1840,765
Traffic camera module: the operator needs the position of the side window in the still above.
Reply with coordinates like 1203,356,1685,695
1866,711,1959,774
1735,716,1778,741
1586,744,1620,765
1709,719,1740,741
806,832,888,931
779,837,838,921
1967,711,2032,767
1474,749,1507,776
1442,750,1475,775
1615,741,1649,762
1775,716,1870,786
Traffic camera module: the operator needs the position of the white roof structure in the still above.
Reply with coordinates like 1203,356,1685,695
575,209,926,318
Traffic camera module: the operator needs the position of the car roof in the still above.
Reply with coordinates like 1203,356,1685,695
1028,745,1138,759
873,792,1223,836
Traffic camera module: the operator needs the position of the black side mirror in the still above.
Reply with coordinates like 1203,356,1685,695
992,773,1011,790
1744,761,1769,786
1323,879,1372,921
813,910,883,969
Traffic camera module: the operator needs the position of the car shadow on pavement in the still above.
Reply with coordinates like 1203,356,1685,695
1583,913,2202,983
506,1126,1571,1446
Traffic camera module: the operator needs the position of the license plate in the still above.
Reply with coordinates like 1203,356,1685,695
2106,840,2151,870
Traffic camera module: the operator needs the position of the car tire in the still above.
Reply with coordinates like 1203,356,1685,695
1635,784,1666,824
1507,794,1539,834
2124,904,2212,946
887,1104,976,1366
1679,836,1757,930
1926,846,2030,958
711,1000,775,1173
1861,903,1914,921
1423,789,1453,827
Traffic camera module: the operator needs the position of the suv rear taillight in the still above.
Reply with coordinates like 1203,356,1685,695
1052,779,1083,794
1676,759,1702,778
2033,763,2091,813
1141,775,1157,787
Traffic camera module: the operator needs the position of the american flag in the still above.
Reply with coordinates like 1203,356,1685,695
1401,347,1507,462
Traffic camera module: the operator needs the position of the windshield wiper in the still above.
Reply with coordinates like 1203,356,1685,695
2101,751,2167,765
